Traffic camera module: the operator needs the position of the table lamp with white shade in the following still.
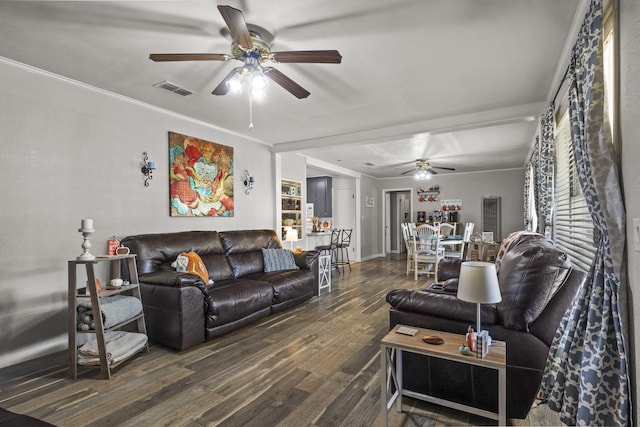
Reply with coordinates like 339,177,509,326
284,227,298,251
456,261,502,337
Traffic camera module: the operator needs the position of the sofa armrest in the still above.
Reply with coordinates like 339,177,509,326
138,271,203,287
294,250,320,270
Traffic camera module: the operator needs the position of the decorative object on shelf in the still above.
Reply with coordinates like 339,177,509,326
482,231,494,243
77,219,95,261
116,246,130,255
140,152,155,187
169,131,234,217
457,261,501,358
417,185,440,202
440,199,463,210
242,169,255,195
311,216,320,232
284,227,298,250
366,196,375,208
107,236,120,256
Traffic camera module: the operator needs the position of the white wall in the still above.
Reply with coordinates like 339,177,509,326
0,60,275,368
619,0,640,422
360,175,381,260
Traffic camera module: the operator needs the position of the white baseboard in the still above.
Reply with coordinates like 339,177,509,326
361,253,386,262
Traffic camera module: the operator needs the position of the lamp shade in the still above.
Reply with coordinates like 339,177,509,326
457,261,501,304
285,227,298,242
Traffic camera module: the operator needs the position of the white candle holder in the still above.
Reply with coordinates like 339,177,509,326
77,226,95,261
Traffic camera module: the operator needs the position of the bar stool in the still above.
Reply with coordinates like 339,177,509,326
336,229,352,272
315,229,340,273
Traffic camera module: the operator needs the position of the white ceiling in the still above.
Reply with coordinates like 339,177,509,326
0,1,583,178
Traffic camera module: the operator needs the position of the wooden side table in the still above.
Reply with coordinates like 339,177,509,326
318,253,331,293
381,324,506,426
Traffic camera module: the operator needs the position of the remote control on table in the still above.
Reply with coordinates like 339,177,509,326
396,326,419,336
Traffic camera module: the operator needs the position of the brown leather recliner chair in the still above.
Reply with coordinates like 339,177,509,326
386,233,586,419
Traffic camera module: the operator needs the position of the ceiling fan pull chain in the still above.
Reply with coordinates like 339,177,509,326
249,91,254,131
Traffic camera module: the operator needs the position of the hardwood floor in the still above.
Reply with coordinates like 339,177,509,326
0,254,562,426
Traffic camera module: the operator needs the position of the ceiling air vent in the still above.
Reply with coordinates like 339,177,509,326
153,80,194,96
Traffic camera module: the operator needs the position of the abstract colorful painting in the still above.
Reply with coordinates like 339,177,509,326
168,131,234,217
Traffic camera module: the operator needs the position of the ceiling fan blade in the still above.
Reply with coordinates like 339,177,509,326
426,168,439,175
217,5,253,50
270,50,342,64
149,53,230,62
400,169,415,175
431,166,456,171
212,67,242,96
263,67,310,99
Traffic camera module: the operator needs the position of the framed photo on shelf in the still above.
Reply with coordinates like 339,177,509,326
482,232,494,243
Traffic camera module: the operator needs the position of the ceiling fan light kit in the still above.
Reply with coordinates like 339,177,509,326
149,5,342,129
400,158,456,179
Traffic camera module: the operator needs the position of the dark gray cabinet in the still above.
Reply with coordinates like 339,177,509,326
307,176,332,217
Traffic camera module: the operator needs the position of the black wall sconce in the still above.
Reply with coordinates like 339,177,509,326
141,152,155,186
242,169,255,194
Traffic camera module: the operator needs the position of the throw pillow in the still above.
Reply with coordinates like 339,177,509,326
172,252,210,285
262,248,300,272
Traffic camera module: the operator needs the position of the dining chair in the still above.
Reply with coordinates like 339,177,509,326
437,222,456,258
460,222,475,259
438,222,455,238
412,224,441,281
401,223,415,276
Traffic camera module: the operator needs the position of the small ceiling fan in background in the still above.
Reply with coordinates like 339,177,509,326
149,5,342,99
397,158,456,178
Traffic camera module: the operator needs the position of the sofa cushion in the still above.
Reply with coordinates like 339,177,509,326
121,231,234,281
219,230,282,278
262,248,299,272
496,238,571,331
205,279,274,328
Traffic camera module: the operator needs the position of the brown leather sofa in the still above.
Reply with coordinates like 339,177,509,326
121,229,319,351
385,232,586,419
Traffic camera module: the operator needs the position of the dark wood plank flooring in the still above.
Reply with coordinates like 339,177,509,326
0,254,561,426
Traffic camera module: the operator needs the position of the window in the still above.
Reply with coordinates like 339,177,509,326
551,7,615,273
553,110,595,272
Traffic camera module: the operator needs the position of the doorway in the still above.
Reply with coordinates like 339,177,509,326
383,189,413,255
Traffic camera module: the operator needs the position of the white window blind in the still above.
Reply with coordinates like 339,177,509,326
553,110,595,272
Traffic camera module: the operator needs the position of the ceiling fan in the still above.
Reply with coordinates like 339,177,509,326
149,5,342,99
399,158,456,176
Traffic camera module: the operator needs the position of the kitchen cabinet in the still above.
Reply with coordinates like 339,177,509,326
307,176,332,217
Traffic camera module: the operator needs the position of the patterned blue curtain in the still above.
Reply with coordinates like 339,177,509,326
539,0,630,425
523,138,539,231
538,104,555,238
